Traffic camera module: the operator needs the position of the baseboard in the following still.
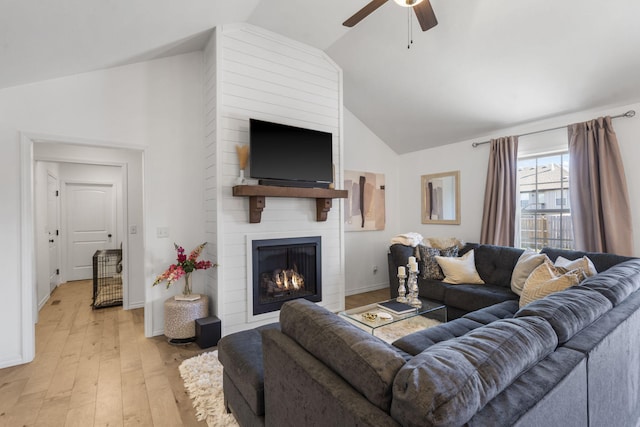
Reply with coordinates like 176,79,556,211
127,301,144,310
345,283,389,297
38,294,50,311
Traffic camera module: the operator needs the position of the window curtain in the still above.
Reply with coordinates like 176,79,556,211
568,116,634,255
480,136,519,246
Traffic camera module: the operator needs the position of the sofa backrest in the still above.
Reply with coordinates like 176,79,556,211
473,244,524,288
391,316,557,426
540,247,636,273
279,299,406,413
579,259,640,306
516,286,613,344
388,243,523,289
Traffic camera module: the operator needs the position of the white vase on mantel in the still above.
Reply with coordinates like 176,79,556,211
236,169,247,185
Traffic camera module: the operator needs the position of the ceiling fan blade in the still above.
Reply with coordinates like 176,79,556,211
413,0,438,31
343,0,389,27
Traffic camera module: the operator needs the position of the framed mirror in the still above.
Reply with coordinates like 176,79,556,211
421,171,460,224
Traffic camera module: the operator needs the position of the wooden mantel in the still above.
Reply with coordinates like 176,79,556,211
232,185,348,223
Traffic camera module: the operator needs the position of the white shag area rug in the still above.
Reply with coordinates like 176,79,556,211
179,350,239,427
179,317,440,426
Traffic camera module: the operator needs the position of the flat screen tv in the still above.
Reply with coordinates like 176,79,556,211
249,119,333,188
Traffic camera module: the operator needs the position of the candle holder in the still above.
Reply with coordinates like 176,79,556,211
407,267,422,307
396,272,407,303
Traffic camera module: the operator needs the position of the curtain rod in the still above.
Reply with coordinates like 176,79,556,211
471,110,636,148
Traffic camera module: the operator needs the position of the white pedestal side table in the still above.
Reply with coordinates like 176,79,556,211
164,295,209,344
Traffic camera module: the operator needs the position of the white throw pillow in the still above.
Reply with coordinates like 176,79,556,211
554,256,598,277
519,259,580,307
511,250,549,296
435,250,484,285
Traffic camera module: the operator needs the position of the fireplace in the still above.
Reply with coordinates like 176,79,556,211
252,236,322,315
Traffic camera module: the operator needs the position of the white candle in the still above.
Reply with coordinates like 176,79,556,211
398,266,406,276
410,262,418,272
408,256,416,265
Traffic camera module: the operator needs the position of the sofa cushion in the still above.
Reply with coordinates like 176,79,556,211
436,250,484,284
461,300,519,324
417,245,458,280
391,317,557,427
511,250,548,295
519,259,583,307
444,283,518,313
516,286,612,344
392,317,485,356
578,259,640,306
279,299,406,412
473,245,524,288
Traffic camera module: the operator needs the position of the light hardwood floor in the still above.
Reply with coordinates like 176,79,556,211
0,281,389,427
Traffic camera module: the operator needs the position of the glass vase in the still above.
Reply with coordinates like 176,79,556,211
183,272,192,296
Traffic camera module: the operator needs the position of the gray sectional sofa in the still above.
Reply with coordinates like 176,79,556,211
387,243,635,319
219,248,640,426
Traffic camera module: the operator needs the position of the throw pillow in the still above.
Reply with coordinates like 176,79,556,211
417,245,459,280
425,237,466,250
519,259,581,307
510,250,549,296
435,250,485,285
554,255,598,277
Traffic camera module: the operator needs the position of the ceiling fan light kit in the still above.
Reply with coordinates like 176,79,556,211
343,0,438,47
394,0,424,7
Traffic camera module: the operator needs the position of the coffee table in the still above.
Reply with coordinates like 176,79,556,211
339,298,446,336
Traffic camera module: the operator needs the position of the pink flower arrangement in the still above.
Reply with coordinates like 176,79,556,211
153,243,216,288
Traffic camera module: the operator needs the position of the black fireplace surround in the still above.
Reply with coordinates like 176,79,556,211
252,236,322,315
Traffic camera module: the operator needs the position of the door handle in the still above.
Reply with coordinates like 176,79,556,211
49,239,54,243
108,234,112,238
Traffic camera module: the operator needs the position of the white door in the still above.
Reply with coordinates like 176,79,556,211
66,183,116,281
47,173,60,292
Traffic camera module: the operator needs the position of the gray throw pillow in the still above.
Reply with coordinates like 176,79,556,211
417,245,458,280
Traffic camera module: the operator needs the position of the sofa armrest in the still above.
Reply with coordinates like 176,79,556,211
262,329,401,427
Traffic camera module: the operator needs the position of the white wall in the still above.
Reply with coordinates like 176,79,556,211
0,52,204,367
209,24,345,335
397,101,640,255
343,109,401,295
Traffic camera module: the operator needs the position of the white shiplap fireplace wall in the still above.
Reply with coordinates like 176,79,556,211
203,24,345,335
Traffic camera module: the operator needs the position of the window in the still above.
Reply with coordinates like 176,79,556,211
518,153,573,251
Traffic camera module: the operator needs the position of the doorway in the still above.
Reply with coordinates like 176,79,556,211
65,182,117,281
20,133,146,366
46,171,60,293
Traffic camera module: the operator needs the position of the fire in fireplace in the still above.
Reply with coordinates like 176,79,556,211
252,236,321,315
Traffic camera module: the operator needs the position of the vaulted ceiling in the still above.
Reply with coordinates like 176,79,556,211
2,0,640,153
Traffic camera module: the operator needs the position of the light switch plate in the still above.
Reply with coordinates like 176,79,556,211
157,227,169,238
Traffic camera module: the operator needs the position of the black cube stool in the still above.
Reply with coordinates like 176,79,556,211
195,316,221,349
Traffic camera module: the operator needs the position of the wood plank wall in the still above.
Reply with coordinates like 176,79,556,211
204,24,345,335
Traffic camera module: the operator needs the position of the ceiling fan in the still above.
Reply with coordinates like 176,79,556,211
343,0,438,32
